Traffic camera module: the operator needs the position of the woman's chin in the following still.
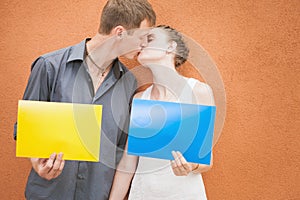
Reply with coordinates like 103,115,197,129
137,56,146,65
138,55,159,67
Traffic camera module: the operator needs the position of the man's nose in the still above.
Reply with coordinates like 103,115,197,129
140,36,148,48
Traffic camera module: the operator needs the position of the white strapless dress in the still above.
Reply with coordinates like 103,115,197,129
128,78,208,200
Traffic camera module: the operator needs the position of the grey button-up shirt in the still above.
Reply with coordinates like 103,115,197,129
14,39,137,200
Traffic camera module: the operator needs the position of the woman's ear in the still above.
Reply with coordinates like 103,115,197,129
167,41,177,53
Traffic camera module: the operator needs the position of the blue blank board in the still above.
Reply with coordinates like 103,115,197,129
128,99,216,165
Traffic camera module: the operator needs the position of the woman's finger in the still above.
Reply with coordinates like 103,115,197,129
172,151,188,176
176,151,192,172
170,160,180,176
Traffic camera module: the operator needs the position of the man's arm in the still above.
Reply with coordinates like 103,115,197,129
14,57,52,140
14,57,65,180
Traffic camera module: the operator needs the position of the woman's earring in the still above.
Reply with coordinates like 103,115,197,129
118,32,123,39
166,47,172,54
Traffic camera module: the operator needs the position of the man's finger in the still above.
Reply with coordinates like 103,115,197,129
38,153,56,178
46,153,57,171
53,153,63,171
54,153,65,178
59,160,65,172
48,152,64,178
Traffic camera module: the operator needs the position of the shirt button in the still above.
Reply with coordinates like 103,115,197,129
77,174,84,180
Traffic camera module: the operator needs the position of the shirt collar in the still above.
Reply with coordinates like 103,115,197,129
111,58,125,79
67,38,90,63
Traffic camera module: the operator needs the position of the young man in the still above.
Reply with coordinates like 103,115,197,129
14,0,156,199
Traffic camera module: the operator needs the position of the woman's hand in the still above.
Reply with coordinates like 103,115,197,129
170,151,199,176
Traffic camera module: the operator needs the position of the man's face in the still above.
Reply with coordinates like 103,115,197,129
120,19,151,59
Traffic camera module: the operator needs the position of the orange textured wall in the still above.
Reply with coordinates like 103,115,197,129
1,0,299,199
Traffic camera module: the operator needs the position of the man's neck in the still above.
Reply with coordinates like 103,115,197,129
86,33,118,69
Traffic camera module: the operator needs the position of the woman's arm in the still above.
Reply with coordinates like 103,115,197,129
170,81,215,176
190,81,215,173
193,81,215,106
191,154,213,174
109,140,138,200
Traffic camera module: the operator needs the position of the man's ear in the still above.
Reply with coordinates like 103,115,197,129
167,41,177,53
111,25,126,38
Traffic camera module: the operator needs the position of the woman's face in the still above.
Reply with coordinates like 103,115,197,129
138,28,171,64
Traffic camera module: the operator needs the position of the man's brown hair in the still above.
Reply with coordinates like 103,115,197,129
99,0,156,34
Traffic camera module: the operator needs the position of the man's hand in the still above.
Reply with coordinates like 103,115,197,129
170,151,199,176
31,152,65,180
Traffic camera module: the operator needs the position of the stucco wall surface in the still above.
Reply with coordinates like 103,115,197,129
0,0,299,199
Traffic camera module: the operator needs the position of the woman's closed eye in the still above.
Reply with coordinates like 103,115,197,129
147,34,154,43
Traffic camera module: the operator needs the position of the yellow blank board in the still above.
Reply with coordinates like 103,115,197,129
16,100,102,162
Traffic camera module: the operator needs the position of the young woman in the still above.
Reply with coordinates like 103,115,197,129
110,25,215,200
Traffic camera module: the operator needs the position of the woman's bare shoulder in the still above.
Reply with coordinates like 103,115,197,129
192,80,215,106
